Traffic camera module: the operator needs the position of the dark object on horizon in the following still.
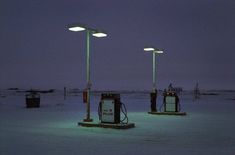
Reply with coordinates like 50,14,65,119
226,97,235,100
8,88,19,90
201,93,219,96
25,92,40,108
64,87,67,100
0,95,6,98
150,91,157,112
193,83,200,100
68,88,81,95
26,89,54,94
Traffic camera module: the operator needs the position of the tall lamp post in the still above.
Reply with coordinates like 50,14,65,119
144,47,163,112
68,23,107,122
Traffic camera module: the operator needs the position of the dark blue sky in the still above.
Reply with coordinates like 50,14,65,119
0,0,234,90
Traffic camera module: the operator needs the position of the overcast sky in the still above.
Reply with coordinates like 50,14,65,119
0,0,234,90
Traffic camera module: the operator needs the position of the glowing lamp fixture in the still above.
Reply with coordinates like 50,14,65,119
68,26,86,32
68,23,87,32
144,47,163,54
154,50,163,54
92,32,107,38
144,47,155,51
67,23,107,38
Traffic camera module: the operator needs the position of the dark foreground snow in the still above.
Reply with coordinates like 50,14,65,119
1,91,235,155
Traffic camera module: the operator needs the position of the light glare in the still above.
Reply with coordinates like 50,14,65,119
144,48,155,51
92,32,107,38
68,26,86,32
155,51,164,54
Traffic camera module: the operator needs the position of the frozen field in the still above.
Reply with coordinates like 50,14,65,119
1,90,235,155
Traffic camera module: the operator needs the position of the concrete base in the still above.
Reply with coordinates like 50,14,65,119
78,122,135,129
148,111,187,116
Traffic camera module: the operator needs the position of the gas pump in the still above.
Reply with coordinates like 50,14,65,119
78,92,135,129
98,93,128,124
163,91,180,112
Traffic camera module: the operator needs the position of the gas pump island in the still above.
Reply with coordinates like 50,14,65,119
68,23,135,129
143,47,186,116
148,89,187,116
78,93,135,129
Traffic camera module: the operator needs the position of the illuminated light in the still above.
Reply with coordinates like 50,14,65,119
144,47,155,51
144,47,164,53
68,26,86,32
67,23,87,32
154,50,164,54
92,32,107,38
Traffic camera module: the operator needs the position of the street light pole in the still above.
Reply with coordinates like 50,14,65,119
144,47,163,112
152,52,156,93
85,30,92,122
144,48,163,91
68,23,107,122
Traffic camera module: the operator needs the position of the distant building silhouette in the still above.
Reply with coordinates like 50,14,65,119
167,83,183,95
193,82,200,100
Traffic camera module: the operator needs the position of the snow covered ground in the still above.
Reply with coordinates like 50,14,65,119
1,90,235,155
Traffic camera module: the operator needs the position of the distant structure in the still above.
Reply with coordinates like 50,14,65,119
168,83,183,95
193,82,200,100
64,87,67,100
168,83,174,91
